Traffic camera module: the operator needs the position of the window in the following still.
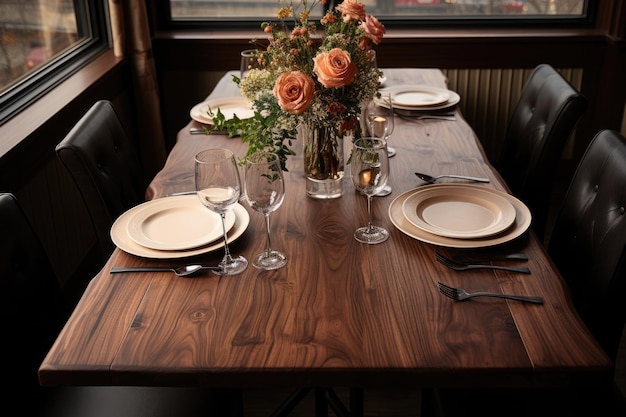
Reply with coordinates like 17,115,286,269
165,0,591,27
0,0,109,124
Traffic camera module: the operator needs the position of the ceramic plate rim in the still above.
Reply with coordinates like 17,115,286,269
111,195,250,259
126,197,235,251
189,97,254,125
379,84,460,111
391,86,451,107
401,186,516,239
389,185,532,248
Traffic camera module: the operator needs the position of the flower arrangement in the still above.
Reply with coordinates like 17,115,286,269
211,0,385,170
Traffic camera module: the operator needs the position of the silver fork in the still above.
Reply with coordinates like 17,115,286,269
437,281,544,304
435,252,531,274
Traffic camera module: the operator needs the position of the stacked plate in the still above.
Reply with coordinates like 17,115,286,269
111,195,250,259
377,84,460,111
389,184,531,248
190,97,255,125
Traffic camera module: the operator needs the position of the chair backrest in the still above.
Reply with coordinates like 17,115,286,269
497,64,587,242
0,193,68,394
547,129,626,362
55,100,146,261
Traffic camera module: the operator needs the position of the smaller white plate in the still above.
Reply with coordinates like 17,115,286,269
402,186,516,239
127,197,236,251
392,86,450,107
190,97,254,125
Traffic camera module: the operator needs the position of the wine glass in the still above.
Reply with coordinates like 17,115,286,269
244,152,287,270
364,93,394,196
351,138,390,244
364,92,395,156
195,149,248,275
240,49,260,80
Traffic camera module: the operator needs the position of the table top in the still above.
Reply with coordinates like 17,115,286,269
39,68,613,389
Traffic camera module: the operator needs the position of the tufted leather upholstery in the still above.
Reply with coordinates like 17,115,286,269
427,130,626,417
0,192,242,416
547,129,626,362
496,64,587,242
55,100,146,262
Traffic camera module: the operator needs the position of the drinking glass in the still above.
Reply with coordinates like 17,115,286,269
351,138,390,244
363,93,394,196
244,152,287,270
240,49,258,80
195,149,248,275
364,92,395,156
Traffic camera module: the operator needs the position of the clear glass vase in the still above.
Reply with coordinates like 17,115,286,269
299,123,345,199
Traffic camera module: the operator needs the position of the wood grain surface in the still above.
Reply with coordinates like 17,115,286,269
39,69,612,390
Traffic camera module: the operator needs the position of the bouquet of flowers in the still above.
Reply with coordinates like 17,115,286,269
212,0,385,170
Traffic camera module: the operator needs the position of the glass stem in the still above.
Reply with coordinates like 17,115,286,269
367,195,374,231
264,213,272,256
220,213,233,263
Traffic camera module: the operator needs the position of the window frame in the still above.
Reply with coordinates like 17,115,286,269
0,0,111,126
154,0,597,31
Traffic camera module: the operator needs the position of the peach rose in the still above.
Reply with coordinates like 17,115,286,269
313,48,358,88
273,71,315,115
336,0,366,22
362,15,386,45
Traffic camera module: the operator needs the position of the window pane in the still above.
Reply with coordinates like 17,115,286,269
170,0,587,20
0,0,88,94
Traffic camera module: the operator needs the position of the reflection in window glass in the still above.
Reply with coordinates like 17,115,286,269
170,0,586,20
0,0,85,93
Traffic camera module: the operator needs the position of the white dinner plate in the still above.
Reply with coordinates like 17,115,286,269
189,97,255,125
390,85,450,107
379,84,460,111
111,195,249,259
389,185,531,248
126,196,236,250
401,186,516,239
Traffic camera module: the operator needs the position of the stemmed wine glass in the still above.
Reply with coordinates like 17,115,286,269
365,92,395,156
364,93,394,196
195,148,248,275
244,152,287,270
351,137,390,244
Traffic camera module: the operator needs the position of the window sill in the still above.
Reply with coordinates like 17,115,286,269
0,49,124,159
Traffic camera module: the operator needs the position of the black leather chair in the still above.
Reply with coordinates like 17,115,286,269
426,130,626,417
55,100,146,264
0,192,242,417
547,129,626,363
495,64,587,243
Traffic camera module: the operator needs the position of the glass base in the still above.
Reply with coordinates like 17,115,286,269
375,185,392,197
306,177,343,199
214,255,248,275
354,225,389,244
252,250,287,270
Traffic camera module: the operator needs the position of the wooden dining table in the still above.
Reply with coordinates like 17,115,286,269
39,68,612,396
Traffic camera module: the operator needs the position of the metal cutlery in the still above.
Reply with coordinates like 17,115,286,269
111,265,222,277
437,281,544,304
189,128,228,135
396,112,457,121
415,172,490,184
435,252,531,274
444,252,528,263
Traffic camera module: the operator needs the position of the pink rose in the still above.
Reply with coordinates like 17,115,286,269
336,0,366,22
273,71,315,115
313,48,358,88
362,15,386,45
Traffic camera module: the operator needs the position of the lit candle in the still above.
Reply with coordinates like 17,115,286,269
373,116,387,138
